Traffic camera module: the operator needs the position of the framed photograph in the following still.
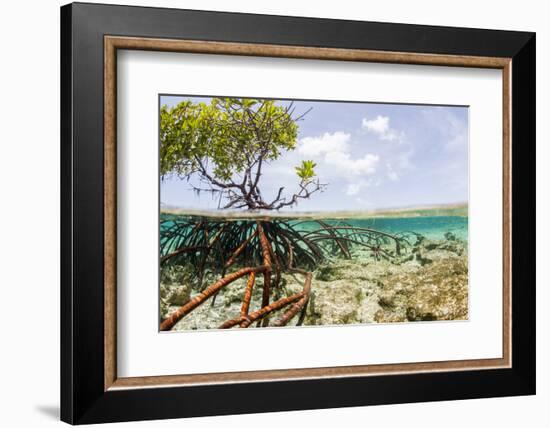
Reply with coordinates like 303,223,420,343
61,2,535,424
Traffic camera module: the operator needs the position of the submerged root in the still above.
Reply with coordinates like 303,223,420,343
160,266,266,331
159,217,406,330
239,272,256,326
273,270,312,327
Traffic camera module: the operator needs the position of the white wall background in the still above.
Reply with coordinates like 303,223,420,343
0,0,546,426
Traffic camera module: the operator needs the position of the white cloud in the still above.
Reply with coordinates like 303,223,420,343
386,163,399,181
295,131,381,199
298,131,379,177
445,131,468,152
345,178,379,196
421,107,468,153
346,183,362,196
362,115,403,142
298,131,350,156
362,115,389,134
325,151,379,176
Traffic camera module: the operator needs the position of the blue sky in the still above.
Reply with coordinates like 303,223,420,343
160,95,468,212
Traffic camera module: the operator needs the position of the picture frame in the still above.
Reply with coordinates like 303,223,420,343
60,2,535,424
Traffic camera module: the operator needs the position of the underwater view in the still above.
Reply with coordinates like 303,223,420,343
158,95,469,331
160,207,468,330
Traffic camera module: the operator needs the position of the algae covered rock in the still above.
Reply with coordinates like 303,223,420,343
374,257,468,323
294,258,384,326
160,231,469,330
305,280,362,325
160,265,193,319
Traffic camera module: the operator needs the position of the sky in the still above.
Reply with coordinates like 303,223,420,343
160,95,468,212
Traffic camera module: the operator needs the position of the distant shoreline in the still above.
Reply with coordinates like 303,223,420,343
160,202,468,219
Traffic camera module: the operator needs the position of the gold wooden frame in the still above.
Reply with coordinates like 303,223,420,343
104,36,512,391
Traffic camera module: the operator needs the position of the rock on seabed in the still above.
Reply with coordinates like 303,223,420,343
160,235,469,330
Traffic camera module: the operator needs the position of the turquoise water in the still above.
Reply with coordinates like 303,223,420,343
330,216,467,241
160,208,469,329
160,210,468,248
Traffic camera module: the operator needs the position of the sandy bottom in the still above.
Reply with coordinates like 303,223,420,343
160,235,468,331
